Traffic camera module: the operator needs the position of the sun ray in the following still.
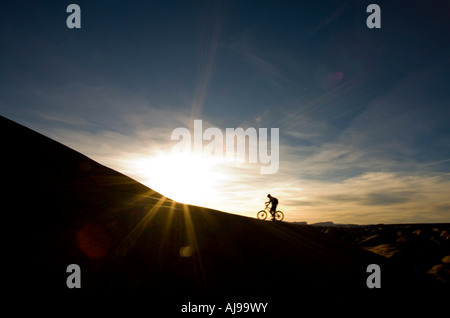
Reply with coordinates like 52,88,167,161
181,204,207,290
189,0,223,121
114,196,167,257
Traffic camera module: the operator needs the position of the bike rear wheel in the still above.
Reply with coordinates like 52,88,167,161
257,210,267,220
275,211,284,221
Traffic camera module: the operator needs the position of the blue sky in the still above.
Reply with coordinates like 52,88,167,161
1,1,450,223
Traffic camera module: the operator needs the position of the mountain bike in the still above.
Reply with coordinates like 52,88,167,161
257,202,284,221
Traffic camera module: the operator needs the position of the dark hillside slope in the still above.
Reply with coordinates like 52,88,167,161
1,115,439,313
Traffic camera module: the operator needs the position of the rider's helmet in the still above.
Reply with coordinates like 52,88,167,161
267,194,271,198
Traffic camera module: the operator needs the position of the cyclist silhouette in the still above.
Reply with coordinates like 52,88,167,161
257,195,284,221
267,194,278,220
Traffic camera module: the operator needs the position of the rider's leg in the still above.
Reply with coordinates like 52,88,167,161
270,208,275,220
272,204,278,220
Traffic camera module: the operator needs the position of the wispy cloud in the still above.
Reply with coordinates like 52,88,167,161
226,35,298,93
306,1,350,37
4,27,447,225
19,73,450,225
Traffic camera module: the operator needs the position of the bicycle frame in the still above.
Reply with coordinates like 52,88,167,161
258,202,284,221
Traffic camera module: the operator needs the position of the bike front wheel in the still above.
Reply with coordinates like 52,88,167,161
257,210,267,220
274,211,284,221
